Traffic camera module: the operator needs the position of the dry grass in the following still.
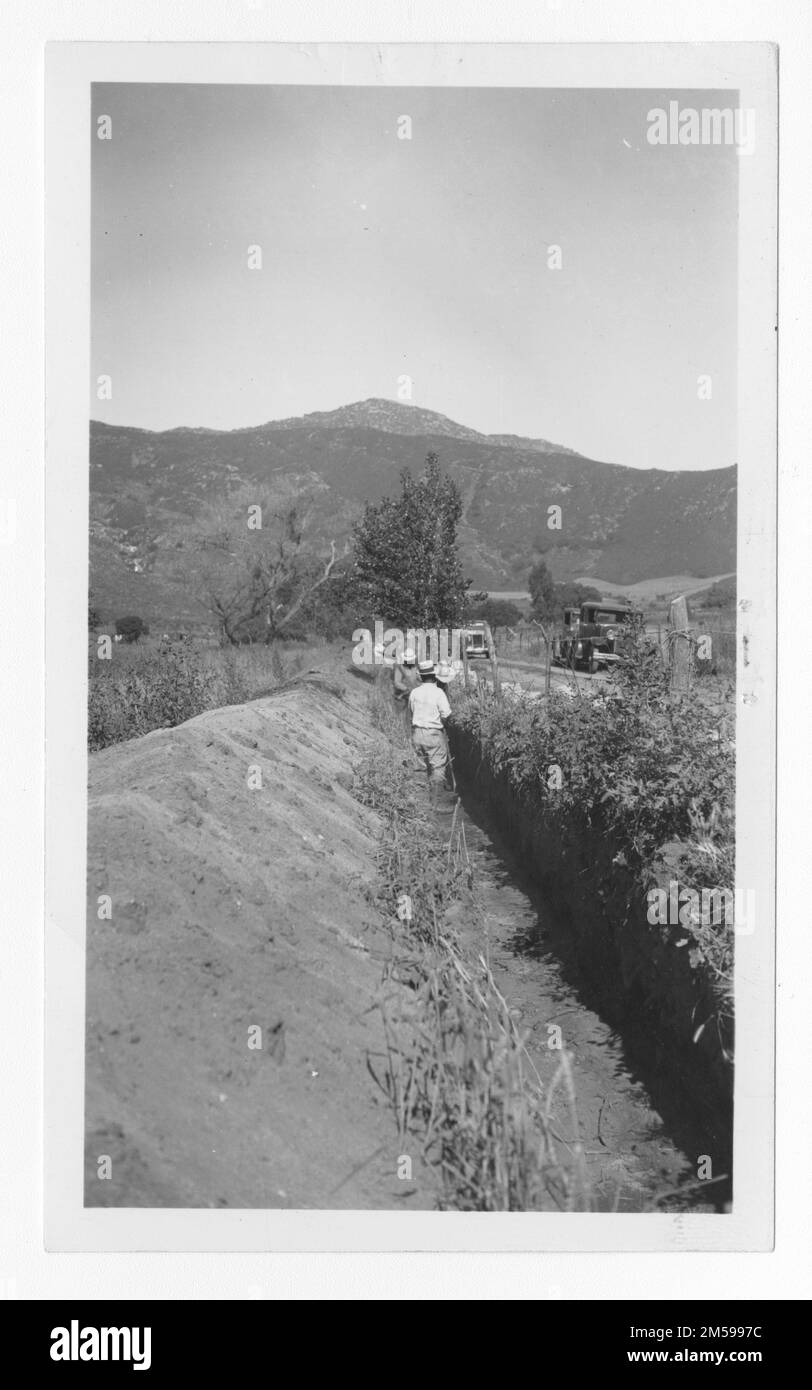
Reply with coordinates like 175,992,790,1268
88,636,316,750
355,701,589,1212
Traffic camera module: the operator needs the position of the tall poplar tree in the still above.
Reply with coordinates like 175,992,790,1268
352,452,468,627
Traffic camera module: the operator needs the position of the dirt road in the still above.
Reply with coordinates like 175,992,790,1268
473,654,611,697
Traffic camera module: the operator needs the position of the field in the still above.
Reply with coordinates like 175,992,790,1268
574,572,736,605
88,635,325,751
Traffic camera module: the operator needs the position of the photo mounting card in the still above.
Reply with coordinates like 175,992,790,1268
44,40,777,1252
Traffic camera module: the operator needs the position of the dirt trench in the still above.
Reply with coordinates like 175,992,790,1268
445,722,732,1207
86,657,723,1211
432,779,722,1211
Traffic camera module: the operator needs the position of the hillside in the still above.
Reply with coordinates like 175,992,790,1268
89,397,736,624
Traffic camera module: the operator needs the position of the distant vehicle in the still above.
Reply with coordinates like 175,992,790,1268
463,620,493,660
553,601,638,674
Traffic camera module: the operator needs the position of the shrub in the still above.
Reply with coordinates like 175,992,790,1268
115,615,149,643
453,632,735,995
466,598,523,629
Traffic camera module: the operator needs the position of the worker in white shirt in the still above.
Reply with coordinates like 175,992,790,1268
408,660,452,795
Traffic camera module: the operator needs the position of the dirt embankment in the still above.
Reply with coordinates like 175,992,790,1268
85,662,438,1209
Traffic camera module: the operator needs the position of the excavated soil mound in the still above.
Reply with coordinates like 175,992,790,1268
85,664,436,1209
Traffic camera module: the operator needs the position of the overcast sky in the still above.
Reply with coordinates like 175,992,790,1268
92,83,738,471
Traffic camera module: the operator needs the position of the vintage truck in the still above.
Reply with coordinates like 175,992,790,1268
463,620,494,660
553,600,638,674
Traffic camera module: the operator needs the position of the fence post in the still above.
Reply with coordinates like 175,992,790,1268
489,631,502,701
656,622,667,671
461,637,470,693
669,595,691,696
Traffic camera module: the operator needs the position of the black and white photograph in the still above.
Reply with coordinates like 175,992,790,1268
43,40,777,1252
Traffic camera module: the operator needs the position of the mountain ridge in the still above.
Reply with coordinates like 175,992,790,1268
89,398,736,623
91,398,585,457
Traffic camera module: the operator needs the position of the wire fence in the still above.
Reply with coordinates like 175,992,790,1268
487,615,736,690
647,616,736,676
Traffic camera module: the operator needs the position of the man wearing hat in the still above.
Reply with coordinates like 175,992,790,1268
392,646,421,704
435,660,458,694
408,660,452,795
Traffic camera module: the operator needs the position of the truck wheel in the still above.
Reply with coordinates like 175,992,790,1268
588,658,599,675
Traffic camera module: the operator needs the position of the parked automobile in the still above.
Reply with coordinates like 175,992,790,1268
553,601,638,674
463,620,493,660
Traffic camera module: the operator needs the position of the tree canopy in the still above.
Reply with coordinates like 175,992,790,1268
466,597,523,629
352,452,469,627
528,559,557,617
528,559,603,620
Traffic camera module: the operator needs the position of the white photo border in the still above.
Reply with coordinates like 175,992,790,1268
44,39,777,1253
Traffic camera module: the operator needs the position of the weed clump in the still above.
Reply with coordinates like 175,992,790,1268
88,637,315,750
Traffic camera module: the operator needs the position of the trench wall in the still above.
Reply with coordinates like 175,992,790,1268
450,723,734,1151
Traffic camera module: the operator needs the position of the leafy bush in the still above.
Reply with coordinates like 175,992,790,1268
115,615,149,643
454,634,735,992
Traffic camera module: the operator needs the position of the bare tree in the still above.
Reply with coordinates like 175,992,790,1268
182,486,336,644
